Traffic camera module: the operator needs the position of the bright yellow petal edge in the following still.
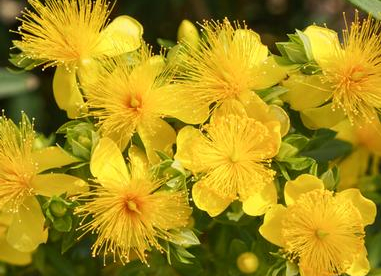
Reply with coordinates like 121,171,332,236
90,137,129,184
284,174,324,205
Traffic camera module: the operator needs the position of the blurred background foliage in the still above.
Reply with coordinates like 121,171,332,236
0,0,357,135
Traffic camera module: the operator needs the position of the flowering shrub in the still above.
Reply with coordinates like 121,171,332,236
1,0,381,275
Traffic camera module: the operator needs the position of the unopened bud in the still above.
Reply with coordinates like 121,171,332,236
50,201,67,217
236,252,259,274
177,19,199,47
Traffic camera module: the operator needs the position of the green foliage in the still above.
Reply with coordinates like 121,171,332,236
42,195,79,233
274,30,320,74
0,68,37,99
345,0,381,20
57,120,99,161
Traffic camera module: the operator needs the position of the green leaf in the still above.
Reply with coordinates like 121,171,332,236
285,261,299,276
276,142,299,160
320,167,340,190
274,161,291,181
9,53,43,70
229,239,248,257
283,134,310,151
301,139,352,162
169,228,200,246
282,156,316,171
0,68,38,98
157,38,176,48
283,43,308,64
295,29,313,61
168,244,196,264
61,216,80,254
155,150,172,161
53,214,72,232
345,0,381,20
257,86,289,103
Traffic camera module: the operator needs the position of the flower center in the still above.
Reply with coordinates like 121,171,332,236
315,229,329,239
126,94,143,112
123,197,142,215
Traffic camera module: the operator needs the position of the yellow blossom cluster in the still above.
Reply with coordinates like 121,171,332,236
0,0,379,275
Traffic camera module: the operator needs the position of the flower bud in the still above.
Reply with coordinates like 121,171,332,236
50,201,68,218
177,19,199,48
236,252,259,274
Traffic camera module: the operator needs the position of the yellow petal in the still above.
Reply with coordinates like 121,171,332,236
300,103,346,130
356,119,381,155
7,197,47,252
0,212,12,226
30,173,88,197
332,119,358,144
90,137,129,183
154,84,210,124
175,126,204,172
304,25,340,64
177,19,199,48
242,182,278,216
213,99,247,120
192,181,232,217
337,189,377,226
240,91,289,138
232,29,268,67
252,56,288,90
262,121,282,157
269,105,290,137
53,66,84,119
346,247,370,276
337,148,369,191
0,235,32,265
96,15,143,56
128,145,149,179
284,174,324,205
239,91,272,122
281,73,332,111
137,118,176,164
104,124,135,152
32,146,80,173
258,204,286,247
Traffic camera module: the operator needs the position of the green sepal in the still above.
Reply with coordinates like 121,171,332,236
320,167,340,191
9,52,44,71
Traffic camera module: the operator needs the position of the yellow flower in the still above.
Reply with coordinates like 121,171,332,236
259,174,377,276
175,110,281,217
0,212,31,265
75,138,192,264
84,45,206,163
14,0,143,118
174,18,288,127
332,119,381,190
0,113,87,253
283,13,381,127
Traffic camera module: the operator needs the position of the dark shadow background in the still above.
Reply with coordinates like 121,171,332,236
0,0,354,135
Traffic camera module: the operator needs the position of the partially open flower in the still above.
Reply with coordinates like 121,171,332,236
259,174,377,276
